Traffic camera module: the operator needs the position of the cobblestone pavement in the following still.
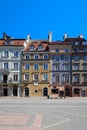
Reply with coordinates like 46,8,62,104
0,97,87,130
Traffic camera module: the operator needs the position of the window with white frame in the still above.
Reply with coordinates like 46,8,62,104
24,64,30,70
65,48,69,52
84,75,87,82
4,63,8,69
65,55,70,61
55,75,59,83
84,56,87,61
33,74,39,80
13,75,18,81
14,63,18,70
55,49,59,52
4,51,9,57
65,75,69,82
24,73,29,80
55,65,59,70
74,56,80,61
43,64,48,70
38,45,43,50
73,64,79,70
83,65,87,70
64,65,69,71
73,75,80,82
30,45,34,50
34,64,38,70
55,55,59,61
34,55,39,59
43,73,48,80
26,55,30,59
14,51,18,57
43,54,49,59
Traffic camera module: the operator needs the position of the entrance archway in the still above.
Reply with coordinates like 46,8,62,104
25,87,29,97
81,90,85,97
13,86,18,96
3,88,8,96
43,87,48,96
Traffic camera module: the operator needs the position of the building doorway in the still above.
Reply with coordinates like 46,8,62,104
59,91,64,97
65,88,70,96
43,87,48,96
3,75,8,83
13,86,18,96
25,87,29,97
3,88,8,96
81,90,85,97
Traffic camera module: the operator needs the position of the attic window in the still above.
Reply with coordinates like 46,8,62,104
30,45,34,50
38,45,43,50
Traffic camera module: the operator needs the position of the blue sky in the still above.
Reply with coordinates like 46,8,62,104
0,0,87,40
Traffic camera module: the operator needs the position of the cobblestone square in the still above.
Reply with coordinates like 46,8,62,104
0,97,87,130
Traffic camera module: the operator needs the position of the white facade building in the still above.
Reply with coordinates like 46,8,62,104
0,35,25,96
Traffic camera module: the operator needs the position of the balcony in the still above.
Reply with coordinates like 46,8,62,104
1,69,10,74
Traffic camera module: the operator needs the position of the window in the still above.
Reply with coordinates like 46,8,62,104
34,64,38,70
14,63,18,70
74,88,80,94
33,74,38,80
84,48,87,52
43,73,48,80
64,65,69,71
55,55,59,61
74,56,79,61
13,75,18,81
30,45,34,50
65,48,69,52
24,73,29,80
24,64,30,70
55,65,59,70
43,64,48,70
74,75,80,82
43,55,48,59
34,55,39,59
55,49,59,52
26,55,30,59
55,75,59,83
74,48,79,52
51,89,58,94
65,55,70,61
84,56,87,61
14,51,18,57
4,51,9,57
84,75,87,82
65,75,69,82
38,45,43,50
83,65,87,70
4,63,8,69
73,65,79,70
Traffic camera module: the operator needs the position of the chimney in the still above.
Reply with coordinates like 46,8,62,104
3,33,7,40
26,34,31,43
48,32,52,42
63,33,68,39
79,34,83,38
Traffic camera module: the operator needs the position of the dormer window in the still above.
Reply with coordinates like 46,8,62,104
38,45,43,50
30,45,34,50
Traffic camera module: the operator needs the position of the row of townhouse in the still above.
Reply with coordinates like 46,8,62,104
0,33,87,97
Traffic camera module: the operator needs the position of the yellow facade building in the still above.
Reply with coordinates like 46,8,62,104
22,40,50,97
